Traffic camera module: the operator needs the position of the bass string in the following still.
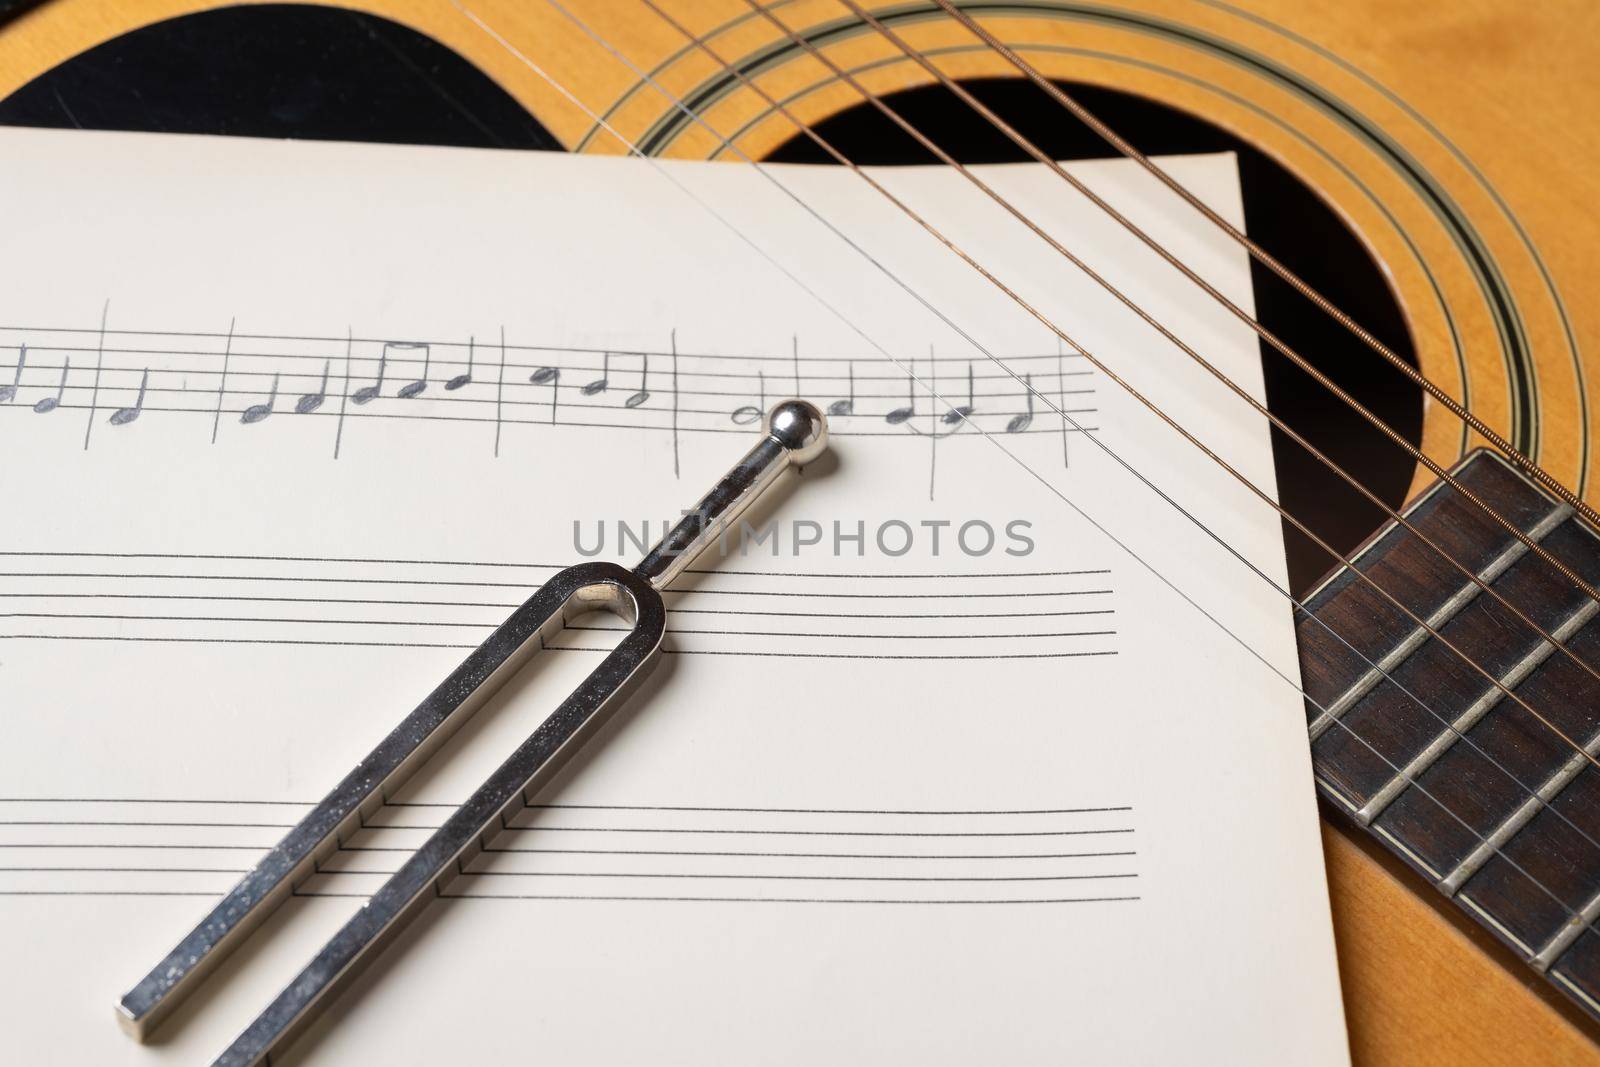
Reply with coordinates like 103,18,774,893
517,0,1600,891
455,0,1600,959
515,0,1600,916
550,0,1600,943
830,0,1600,682
770,0,1600,692
923,0,1600,533
721,0,1600,780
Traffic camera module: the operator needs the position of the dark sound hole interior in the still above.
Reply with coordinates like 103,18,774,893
0,3,560,149
769,79,1426,596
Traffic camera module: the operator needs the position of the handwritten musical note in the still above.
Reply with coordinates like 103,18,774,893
624,353,649,409
885,365,915,425
351,351,386,405
1006,373,1035,434
731,370,766,425
942,363,975,425
296,361,330,414
445,338,474,391
211,317,235,446
493,327,506,456
0,344,24,403
33,357,66,414
241,373,279,424
396,343,430,399
530,365,559,423
828,364,854,417
109,369,148,426
333,329,352,460
582,353,610,396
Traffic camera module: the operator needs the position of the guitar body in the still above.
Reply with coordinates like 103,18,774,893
2,1,1596,1060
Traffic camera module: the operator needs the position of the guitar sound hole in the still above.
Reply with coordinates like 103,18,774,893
769,80,1426,598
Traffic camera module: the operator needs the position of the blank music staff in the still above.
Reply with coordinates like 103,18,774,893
0,797,1139,905
0,322,1097,459
0,551,1119,661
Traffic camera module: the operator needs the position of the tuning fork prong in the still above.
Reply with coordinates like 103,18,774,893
116,400,828,1067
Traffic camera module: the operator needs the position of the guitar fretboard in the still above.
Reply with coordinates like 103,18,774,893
1298,450,1600,1020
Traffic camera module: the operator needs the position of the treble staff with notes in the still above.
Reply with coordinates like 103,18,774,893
0,318,1097,458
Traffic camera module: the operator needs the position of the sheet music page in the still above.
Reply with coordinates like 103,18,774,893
0,128,1347,1064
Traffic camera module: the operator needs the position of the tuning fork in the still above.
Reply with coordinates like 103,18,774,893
117,399,829,1066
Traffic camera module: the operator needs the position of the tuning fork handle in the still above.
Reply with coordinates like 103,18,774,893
211,561,665,1066
115,400,827,1067
635,397,828,588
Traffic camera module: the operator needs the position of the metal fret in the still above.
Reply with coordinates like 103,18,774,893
1535,883,1600,971
1358,591,1596,826
1297,449,1600,1026
1439,624,1600,895
1306,504,1571,741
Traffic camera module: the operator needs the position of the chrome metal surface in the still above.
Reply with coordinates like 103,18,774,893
116,399,827,1066
634,398,827,589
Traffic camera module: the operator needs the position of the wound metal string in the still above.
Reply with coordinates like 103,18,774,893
455,0,1600,952
922,0,1599,531
754,0,1600,694
732,0,1600,777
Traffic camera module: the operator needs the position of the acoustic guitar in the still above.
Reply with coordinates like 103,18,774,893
1,1,1596,1062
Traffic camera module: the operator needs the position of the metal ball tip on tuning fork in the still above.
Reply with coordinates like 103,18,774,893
116,399,829,1067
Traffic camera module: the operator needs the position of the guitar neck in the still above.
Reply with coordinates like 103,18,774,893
1299,449,1600,1021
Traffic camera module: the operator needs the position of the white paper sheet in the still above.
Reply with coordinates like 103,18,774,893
0,128,1346,1064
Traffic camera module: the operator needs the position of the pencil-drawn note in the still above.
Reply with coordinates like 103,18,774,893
0,344,24,403
1006,373,1035,434
828,363,855,417
296,361,330,414
493,327,506,457
33,357,67,414
582,353,610,397
351,349,387,405
885,364,915,425
211,317,236,445
333,329,352,459
395,342,430,399
83,300,109,451
731,370,766,425
623,353,650,409
530,364,560,423
241,373,279,424
942,363,976,425
108,368,148,426
445,338,475,391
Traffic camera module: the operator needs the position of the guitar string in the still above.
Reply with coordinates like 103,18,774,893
551,0,1600,938
456,0,1600,953
747,0,1600,693
920,0,1598,532
827,0,1600,689
639,0,1597,571
683,0,1600,777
